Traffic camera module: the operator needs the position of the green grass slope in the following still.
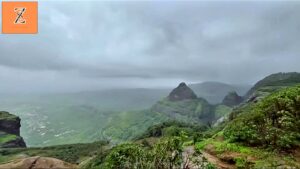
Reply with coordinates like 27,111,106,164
245,72,300,101
101,110,169,143
151,98,215,124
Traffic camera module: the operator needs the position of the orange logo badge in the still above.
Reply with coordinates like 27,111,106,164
2,1,38,34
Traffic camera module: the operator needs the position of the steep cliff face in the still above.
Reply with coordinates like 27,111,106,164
0,111,26,148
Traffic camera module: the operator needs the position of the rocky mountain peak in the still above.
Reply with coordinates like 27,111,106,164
178,82,187,87
222,91,243,107
168,82,197,101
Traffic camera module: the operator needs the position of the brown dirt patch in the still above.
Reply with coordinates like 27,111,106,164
0,156,77,169
202,151,236,169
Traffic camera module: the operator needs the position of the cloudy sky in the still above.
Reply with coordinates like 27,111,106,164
0,0,300,93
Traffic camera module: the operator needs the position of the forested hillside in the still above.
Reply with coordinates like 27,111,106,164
0,72,300,169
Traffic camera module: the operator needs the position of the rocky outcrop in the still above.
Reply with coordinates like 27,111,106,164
0,136,26,148
0,156,77,169
0,113,21,135
222,91,243,107
168,82,197,101
0,111,26,148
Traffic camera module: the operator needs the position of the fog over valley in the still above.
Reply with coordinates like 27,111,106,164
0,1,300,94
0,2,300,168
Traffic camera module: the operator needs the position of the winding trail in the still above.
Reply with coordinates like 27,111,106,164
182,146,235,169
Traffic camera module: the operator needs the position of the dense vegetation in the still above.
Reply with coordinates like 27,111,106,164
224,85,300,149
102,110,169,142
103,90,231,143
194,84,300,168
86,135,189,169
135,121,207,142
0,141,109,164
1,72,300,168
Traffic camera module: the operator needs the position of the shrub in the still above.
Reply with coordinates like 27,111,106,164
102,136,186,169
103,143,149,169
224,85,300,149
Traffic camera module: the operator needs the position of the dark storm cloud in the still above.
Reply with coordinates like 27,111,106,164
0,37,75,70
0,0,300,92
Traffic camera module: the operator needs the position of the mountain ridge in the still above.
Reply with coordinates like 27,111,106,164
1,72,300,168
189,81,250,104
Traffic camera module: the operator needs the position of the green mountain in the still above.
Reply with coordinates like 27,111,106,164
1,73,300,169
193,85,300,168
189,81,250,104
224,85,300,149
101,82,232,143
0,82,248,147
245,72,300,102
168,82,197,101
191,74,300,168
87,85,300,169
227,72,300,121
96,75,300,169
0,82,234,147
0,111,26,148
221,91,243,107
151,83,214,124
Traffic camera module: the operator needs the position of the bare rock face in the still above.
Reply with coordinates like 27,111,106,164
222,91,243,107
168,82,197,101
0,156,77,169
0,115,21,135
0,111,26,148
0,136,26,148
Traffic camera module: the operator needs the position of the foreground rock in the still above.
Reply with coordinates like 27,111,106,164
0,111,26,148
0,156,77,169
